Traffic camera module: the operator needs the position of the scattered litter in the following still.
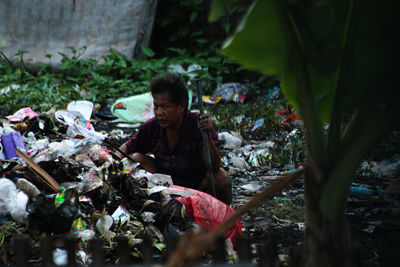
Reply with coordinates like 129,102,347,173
349,186,378,197
67,100,94,121
96,215,114,234
251,118,264,131
240,182,261,195
212,83,249,103
6,107,38,122
267,86,280,100
112,91,192,124
1,131,26,159
202,95,222,104
371,154,400,178
218,131,243,150
0,84,20,95
271,215,292,227
53,248,68,266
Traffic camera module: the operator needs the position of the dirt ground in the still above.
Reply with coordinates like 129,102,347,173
231,171,400,267
97,118,400,267
0,113,398,266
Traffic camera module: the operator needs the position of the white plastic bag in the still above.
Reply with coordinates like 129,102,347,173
0,178,29,223
218,132,243,150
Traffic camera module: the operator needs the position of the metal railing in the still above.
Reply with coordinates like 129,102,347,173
11,234,280,266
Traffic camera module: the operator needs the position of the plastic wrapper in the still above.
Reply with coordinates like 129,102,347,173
120,157,140,173
78,229,96,241
267,86,280,99
25,135,49,157
95,215,113,234
141,211,156,223
88,144,109,161
71,218,86,235
112,205,130,225
55,109,106,140
33,138,99,163
251,118,264,131
54,186,66,208
78,171,103,194
148,173,173,188
66,123,106,141
202,95,222,104
6,107,38,122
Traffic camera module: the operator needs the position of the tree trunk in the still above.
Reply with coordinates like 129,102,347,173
303,166,353,267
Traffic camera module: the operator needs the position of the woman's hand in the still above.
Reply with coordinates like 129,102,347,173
197,114,213,134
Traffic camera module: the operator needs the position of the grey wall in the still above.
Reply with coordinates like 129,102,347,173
0,0,158,65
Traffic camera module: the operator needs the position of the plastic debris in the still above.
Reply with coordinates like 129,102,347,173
371,154,400,178
0,178,29,223
6,107,38,122
1,131,26,159
112,91,192,124
267,86,280,100
202,95,223,104
251,118,264,131
53,248,68,266
212,83,249,103
240,182,261,195
349,186,378,197
95,215,114,234
67,100,94,120
112,205,131,225
71,218,86,235
218,132,243,150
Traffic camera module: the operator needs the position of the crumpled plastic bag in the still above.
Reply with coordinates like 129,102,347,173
218,132,243,150
27,190,79,234
170,185,242,248
55,109,106,141
372,154,400,178
0,178,29,223
213,83,249,102
6,107,38,122
112,91,192,124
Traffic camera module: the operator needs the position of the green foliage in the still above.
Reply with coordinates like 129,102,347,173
0,223,17,247
209,98,286,139
0,43,272,117
213,0,400,220
152,0,250,57
271,199,304,222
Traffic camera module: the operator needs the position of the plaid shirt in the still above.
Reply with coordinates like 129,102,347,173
125,110,220,189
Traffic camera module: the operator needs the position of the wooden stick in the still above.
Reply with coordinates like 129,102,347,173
167,168,304,267
196,81,216,197
15,148,61,192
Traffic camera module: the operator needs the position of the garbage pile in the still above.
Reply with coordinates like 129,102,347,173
0,104,242,265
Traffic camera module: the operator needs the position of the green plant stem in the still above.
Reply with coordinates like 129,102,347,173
272,0,327,175
327,0,359,159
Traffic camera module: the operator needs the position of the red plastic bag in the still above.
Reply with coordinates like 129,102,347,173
169,185,242,248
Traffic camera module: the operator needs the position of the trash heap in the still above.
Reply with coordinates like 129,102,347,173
0,104,242,265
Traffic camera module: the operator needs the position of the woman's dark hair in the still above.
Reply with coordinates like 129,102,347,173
150,73,188,110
